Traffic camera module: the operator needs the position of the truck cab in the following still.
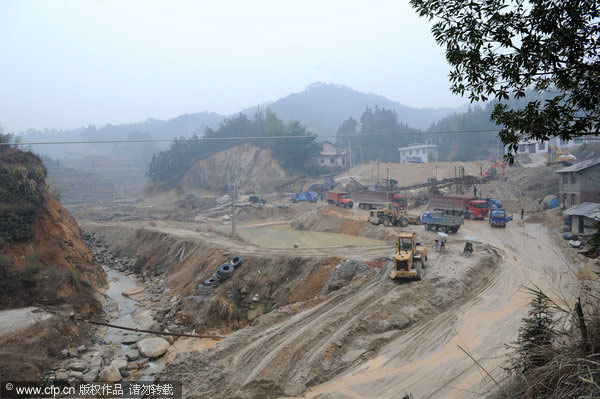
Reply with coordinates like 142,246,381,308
468,200,490,219
392,193,408,210
489,209,513,228
486,198,503,210
390,232,427,280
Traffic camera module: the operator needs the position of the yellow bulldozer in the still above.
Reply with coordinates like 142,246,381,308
389,232,427,281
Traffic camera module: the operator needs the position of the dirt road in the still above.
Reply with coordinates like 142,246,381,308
305,216,581,398
0,307,53,340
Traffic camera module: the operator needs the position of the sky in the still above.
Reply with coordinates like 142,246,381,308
0,0,463,132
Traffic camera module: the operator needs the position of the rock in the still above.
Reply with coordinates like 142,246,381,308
67,348,78,357
137,337,170,358
90,352,103,368
77,345,87,353
110,358,128,370
69,371,83,380
98,365,122,382
138,358,149,368
252,294,260,302
126,349,139,361
101,347,114,359
82,368,99,382
164,335,174,345
121,335,139,345
69,363,87,372
127,361,139,370
55,372,69,381
61,349,69,358
247,308,261,322
120,370,130,378
170,296,178,303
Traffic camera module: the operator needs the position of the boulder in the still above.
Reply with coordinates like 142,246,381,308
69,362,87,372
90,352,103,368
98,365,122,382
77,345,87,353
67,348,78,357
121,335,139,345
110,358,128,370
61,349,69,358
101,347,114,359
69,371,83,380
82,368,99,382
126,349,139,361
55,372,69,381
137,337,170,358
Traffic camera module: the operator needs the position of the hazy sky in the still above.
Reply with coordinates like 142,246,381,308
0,0,463,132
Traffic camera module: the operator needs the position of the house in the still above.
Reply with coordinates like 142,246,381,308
556,158,600,208
518,136,598,154
398,143,438,164
563,202,600,236
317,141,347,168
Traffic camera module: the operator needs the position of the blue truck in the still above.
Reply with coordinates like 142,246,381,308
421,211,464,234
486,198,503,210
290,189,318,203
489,209,513,228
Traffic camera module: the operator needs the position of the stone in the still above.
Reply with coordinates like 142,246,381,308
164,335,174,345
125,349,139,361
246,308,261,322
69,371,83,380
137,337,170,358
120,370,130,378
77,345,87,353
121,335,139,345
55,372,69,381
127,361,139,370
61,349,69,358
90,352,103,368
67,348,78,357
101,347,114,359
98,365,122,382
110,358,128,370
82,368,99,382
138,358,149,367
69,363,87,372
252,294,260,302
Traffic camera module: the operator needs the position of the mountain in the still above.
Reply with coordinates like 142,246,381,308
242,82,460,134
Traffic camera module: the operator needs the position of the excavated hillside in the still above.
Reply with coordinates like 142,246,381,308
180,143,291,194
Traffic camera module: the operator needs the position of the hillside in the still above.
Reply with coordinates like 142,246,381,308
243,82,458,133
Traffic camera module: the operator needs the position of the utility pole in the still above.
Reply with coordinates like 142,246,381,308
377,160,380,187
232,178,237,239
347,137,353,169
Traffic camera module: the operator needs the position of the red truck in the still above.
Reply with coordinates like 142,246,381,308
352,190,407,210
429,195,490,220
325,191,354,208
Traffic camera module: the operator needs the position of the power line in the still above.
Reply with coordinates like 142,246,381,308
1,129,504,147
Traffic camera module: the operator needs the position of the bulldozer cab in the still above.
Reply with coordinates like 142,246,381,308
390,232,427,281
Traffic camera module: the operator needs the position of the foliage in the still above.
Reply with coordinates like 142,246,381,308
410,0,600,163
0,133,47,244
148,110,321,189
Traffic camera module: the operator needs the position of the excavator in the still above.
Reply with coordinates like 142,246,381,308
389,232,427,281
481,162,505,180
547,146,576,166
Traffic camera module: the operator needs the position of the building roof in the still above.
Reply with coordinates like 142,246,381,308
398,143,438,151
563,202,600,219
556,158,600,173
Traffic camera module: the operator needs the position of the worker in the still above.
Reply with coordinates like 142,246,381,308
521,208,524,219
473,185,478,197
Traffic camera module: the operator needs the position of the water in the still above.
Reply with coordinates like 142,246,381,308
237,226,385,248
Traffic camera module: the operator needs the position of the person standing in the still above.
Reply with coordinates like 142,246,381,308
473,185,478,197
521,208,524,219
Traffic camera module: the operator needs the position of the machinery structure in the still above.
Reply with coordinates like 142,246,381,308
367,203,421,227
389,232,427,280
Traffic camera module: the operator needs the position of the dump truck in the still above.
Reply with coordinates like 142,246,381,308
421,211,464,233
429,194,490,220
367,203,421,227
290,190,318,203
389,232,427,280
325,191,354,208
486,198,503,210
353,190,407,210
489,209,513,228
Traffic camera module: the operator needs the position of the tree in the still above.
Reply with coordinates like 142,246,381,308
410,0,600,163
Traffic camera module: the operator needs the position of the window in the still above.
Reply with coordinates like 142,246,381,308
538,142,545,150
330,157,335,164
571,173,576,184
342,158,345,166
409,150,413,155
563,193,567,205
571,194,576,205
563,174,568,184
321,159,324,164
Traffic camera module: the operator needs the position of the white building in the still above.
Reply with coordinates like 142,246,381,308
398,143,438,164
518,136,598,154
317,141,347,168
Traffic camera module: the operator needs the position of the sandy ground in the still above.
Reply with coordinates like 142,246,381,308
304,216,584,399
0,307,54,340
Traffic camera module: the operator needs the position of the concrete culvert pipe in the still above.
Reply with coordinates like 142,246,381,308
230,256,243,268
217,262,235,279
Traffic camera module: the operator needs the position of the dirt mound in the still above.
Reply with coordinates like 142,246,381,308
180,143,290,194
160,246,500,398
291,208,398,243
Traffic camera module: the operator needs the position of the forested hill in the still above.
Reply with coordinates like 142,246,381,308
242,82,459,134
